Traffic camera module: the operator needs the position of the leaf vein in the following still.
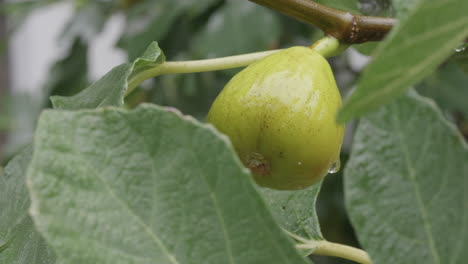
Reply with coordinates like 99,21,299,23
393,111,440,264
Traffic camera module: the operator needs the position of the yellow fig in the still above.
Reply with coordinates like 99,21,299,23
207,47,344,190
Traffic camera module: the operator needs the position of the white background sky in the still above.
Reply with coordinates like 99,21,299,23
8,2,126,95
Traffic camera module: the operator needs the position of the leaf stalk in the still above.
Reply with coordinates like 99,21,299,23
126,49,280,95
297,240,372,264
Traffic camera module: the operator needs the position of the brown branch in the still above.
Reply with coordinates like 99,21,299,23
248,0,397,44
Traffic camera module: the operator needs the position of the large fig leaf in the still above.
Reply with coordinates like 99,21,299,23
27,104,309,264
345,91,468,263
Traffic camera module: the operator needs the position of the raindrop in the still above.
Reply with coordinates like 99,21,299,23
455,43,467,52
297,161,302,165
328,159,341,174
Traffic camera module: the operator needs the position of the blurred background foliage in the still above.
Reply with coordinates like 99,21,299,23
0,0,467,263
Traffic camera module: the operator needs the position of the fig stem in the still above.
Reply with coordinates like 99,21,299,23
127,36,346,96
126,49,280,95
296,240,372,264
249,0,397,44
310,36,349,58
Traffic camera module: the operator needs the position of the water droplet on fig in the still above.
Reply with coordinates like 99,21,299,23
328,159,341,174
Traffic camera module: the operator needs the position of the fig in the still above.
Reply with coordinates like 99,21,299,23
207,47,344,190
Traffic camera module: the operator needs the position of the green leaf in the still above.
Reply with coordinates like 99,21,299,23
40,1,112,105
260,185,323,241
345,91,468,264
417,63,468,116
338,0,468,122
27,104,309,264
0,147,56,264
50,42,165,110
191,0,281,58
260,185,323,256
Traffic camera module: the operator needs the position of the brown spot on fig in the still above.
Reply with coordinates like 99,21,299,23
245,152,271,176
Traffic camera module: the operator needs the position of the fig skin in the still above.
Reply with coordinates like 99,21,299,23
207,47,344,190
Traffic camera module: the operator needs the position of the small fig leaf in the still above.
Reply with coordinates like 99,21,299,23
50,42,165,110
260,183,324,256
